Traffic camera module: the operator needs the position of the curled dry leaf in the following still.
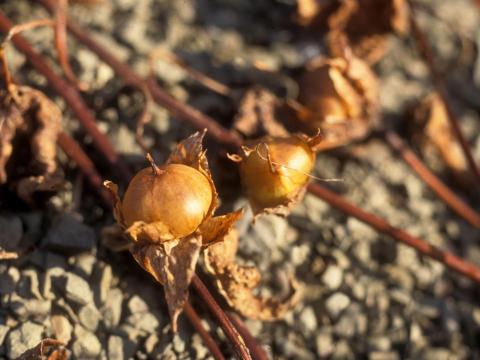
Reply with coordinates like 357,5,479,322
229,133,320,217
295,48,379,151
298,0,410,64
233,86,290,138
204,230,302,320
16,338,67,360
0,85,63,203
104,130,242,331
409,93,476,189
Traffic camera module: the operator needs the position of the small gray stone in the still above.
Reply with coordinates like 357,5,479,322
316,330,334,358
50,315,72,344
70,253,97,278
17,268,42,299
79,304,101,331
0,325,9,346
127,295,149,314
59,272,94,305
334,304,367,338
108,335,136,360
94,263,112,305
8,294,51,322
368,336,391,352
42,214,96,254
299,307,317,334
172,333,186,353
321,265,343,290
0,215,23,250
72,325,101,359
6,321,44,359
42,266,66,300
102,288,123,328
126,312,160,334
325,293,351,319
0,267,19,295
369,351,400,360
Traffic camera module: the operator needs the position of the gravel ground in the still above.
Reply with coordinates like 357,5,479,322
1,0,480,359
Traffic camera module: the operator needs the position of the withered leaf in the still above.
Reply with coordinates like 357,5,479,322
204,230,302,320
298,0,410,64
199,209,243,246
131,236,202,332
410,93,475,189
0,85,63,203
233,87,289,139
125,220,177,244
16,338,67,360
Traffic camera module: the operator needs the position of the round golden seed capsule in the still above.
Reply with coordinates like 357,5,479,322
240,136,315,210
122,163,213,238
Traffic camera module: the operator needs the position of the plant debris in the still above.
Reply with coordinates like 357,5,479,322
204,229,302,320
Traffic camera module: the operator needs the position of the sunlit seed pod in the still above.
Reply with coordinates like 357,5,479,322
122,163,213,238
239,136,315,211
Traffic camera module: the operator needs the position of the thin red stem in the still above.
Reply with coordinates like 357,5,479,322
384,130,480,229
191,276,252,360
408,2,480,185
184,302,226,360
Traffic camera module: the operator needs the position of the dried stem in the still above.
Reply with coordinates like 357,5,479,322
46,4,480,285
384,130,480,229
184,302,225,360
191,275,252,360
228,312,270,360
408,1,480,185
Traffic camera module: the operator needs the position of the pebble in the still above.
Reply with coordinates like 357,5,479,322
0,215,23,250
128,294,149,314
6,321,44,359
17,268,42,299
8,294,51,322
325,293,351,319
42,214,96,254
0,325,9,346
94,262,113,305
334,304,367,338
108,335,136,360
72,325,102,359
50,314,72,344
126,312,160,334
369,351,400,360
70,253,97,278
59,272,94,306
102,288,123,328
299,307,317,334
321,265,343,290
315,330,334,358
78,304,101,331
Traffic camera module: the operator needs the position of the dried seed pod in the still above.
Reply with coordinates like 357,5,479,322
409,93,475,190
0,85,63,203
295,50,379,151
297,0,410,64
229,133,322,216
122,164,214,239
105,130,242,331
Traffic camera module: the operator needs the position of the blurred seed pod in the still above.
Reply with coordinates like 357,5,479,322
297,0,410,64
294,44,379,151
408,93,476,190
0,85,64,204
229,132,322,217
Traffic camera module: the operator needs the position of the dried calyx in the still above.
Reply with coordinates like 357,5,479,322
229,132,323,217
105,130,242,331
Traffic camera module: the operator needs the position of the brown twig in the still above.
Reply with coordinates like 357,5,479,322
50,5,480,285
0,11,132,183
384,130,480,229
191,275,252,360
57,131,112,206
184,302,226,360
228,313,270,360
408,1,480,185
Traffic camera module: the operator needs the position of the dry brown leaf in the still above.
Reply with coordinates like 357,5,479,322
296,50,379,150
199,209,243,246
298,0,410,64
204,230,302,320
131,236,202,332
100,224,132,252
0,85,63,203
16,338,67,360
233,87,290,138
410,94,475,189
